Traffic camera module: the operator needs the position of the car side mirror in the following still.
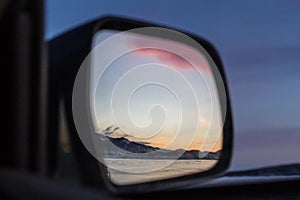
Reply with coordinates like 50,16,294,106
72,17,233,194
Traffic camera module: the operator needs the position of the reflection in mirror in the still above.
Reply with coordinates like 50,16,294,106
90,28,224,185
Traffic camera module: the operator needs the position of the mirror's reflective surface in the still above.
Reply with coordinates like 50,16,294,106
90,28,224,185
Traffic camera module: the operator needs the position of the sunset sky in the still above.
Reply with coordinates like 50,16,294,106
90,30,224,152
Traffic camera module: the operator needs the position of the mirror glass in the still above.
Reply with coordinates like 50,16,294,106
90,28,224,185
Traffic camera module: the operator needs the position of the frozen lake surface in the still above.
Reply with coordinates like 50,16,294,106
104,158,217,185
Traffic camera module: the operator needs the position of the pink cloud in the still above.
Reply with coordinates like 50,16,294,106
130,39,212,75
134,48,195,71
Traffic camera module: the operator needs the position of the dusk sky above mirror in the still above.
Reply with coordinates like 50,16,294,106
46,0,300,170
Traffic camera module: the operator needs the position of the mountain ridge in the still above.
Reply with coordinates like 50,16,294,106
99,134,221,160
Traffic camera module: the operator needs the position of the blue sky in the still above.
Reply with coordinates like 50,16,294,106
46,0,300,170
